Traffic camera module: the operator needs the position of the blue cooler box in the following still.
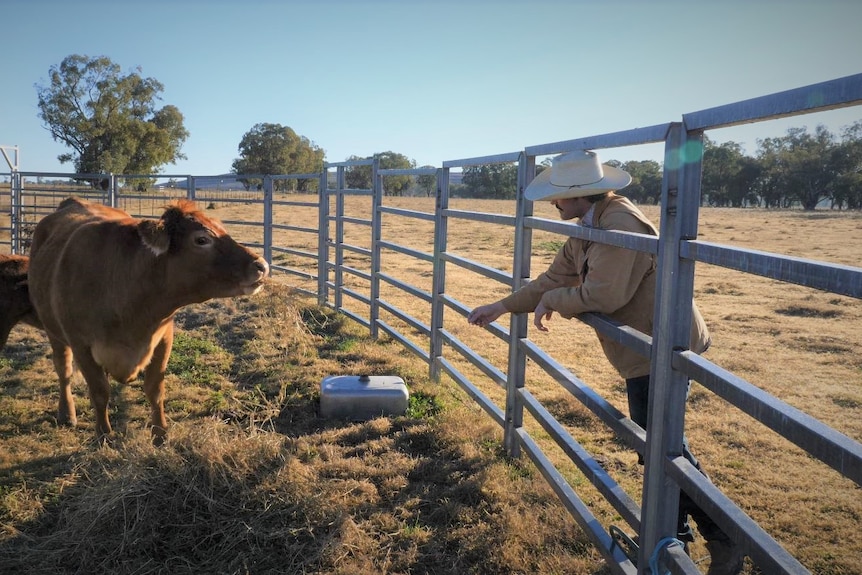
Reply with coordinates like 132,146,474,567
320,375,409,420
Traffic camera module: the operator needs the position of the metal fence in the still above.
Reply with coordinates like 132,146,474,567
2,73,862,575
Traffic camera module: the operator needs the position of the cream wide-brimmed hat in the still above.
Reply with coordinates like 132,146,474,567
524,150,632,201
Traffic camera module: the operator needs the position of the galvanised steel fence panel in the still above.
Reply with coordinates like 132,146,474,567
269,173,323,298
677,350,862,485
5,172,110,254
4,72,861,575
374,166,440,362
681,240,862,298
651,75,862,574
683,73,862,132
525,123,674,159
321,159,376,329
520,123,694,572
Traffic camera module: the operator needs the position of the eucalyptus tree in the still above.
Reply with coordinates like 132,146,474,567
232,123,325,192
36,54,189,187
619,160,662,205
702,140,761,207
757,125,838,210
831,120,862,209
343,151,415,196
461,163,518,199
416,166,437,197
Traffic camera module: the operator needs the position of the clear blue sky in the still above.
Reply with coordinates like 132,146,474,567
2,0,861,176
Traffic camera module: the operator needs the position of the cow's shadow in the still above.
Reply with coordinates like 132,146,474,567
0,331,47,370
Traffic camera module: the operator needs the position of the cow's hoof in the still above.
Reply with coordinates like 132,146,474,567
57,413,77,427
151,428,167,447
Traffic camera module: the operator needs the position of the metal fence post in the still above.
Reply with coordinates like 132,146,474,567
263,175,273,266
334,167,345,311
10,171,21,254
369,158,382,338
429,167,449,382
318,167,329,306
108,174,117,207
639,123,702,570
504,152,534,458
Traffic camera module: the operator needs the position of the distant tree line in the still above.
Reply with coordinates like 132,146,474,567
702,125,862,210
453,125,862,210
36,54,862,209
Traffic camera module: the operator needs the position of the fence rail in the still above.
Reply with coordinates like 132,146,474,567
2,73,861,575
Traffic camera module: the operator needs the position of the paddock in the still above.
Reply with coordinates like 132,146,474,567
1,74,861,575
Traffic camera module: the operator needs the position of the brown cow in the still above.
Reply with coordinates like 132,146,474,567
0,254,42,348
27,196,269,443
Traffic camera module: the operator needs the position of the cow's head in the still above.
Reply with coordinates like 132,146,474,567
139,200,269,301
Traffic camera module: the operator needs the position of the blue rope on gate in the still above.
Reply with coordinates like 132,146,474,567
648,537,685,575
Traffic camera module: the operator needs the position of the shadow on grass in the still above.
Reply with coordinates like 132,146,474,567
0,291,605,575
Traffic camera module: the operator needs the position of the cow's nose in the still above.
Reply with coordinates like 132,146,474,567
254,258,270,278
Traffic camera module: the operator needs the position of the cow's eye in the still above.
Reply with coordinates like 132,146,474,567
194,233,213,247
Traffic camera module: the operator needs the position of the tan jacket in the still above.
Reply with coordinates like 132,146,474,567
501,193,710,379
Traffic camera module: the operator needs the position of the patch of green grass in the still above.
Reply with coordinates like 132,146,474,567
406,391,443,419
205,391,229,413
334,336,359,352
832,395,861,409
505,458,535,481
167,332,232,387
536,240,565,254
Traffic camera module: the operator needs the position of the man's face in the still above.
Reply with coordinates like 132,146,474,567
551,197,590,221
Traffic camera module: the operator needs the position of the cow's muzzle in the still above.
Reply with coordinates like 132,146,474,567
244,257,270,294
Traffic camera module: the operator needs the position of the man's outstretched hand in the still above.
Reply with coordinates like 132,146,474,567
467,301,506,327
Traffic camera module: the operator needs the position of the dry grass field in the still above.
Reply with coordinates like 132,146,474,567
1,192,860,574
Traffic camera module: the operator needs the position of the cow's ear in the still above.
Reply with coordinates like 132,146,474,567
138,219,170,256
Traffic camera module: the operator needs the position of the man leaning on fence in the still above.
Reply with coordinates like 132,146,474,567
467,150,745,575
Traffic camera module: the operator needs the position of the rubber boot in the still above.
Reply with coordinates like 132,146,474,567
705,538,744,575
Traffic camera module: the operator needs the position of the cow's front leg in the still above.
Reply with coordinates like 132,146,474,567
74,349,113,441
144,323,173,446
50,337,77,427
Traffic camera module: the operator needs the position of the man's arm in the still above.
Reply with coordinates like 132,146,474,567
468,238,582,327
540,213,655,320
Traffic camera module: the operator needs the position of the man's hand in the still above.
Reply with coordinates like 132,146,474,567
534,301,555,332
467,301,507,327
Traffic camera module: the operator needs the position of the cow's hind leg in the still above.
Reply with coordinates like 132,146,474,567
73,349,113,441
143,323,174,446
50,338,77,427
0,322,13,350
